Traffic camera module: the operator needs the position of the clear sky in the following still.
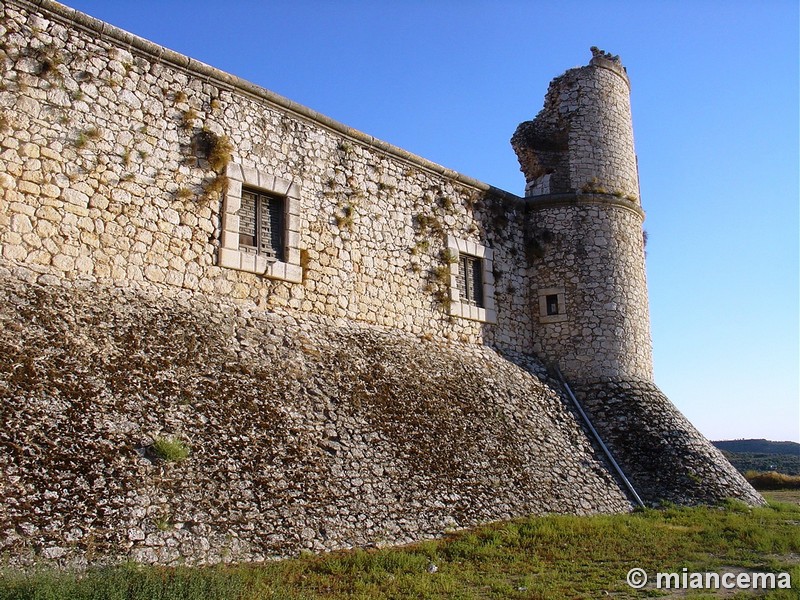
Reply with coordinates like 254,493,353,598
63,0,799,443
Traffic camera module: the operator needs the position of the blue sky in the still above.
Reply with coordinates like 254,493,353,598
64,0,799,442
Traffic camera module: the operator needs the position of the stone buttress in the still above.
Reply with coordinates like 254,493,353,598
511,48,763,506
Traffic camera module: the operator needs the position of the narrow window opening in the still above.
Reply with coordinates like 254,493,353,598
546,293,559,315
457,254,484,308
238,188,285,262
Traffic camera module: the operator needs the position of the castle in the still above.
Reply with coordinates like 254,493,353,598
0,0,762,566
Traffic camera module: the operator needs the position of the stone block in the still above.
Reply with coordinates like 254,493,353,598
219,247,240,269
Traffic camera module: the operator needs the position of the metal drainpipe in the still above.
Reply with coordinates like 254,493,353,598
555,368,645,509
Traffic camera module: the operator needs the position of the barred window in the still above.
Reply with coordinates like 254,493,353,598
238,188,285,262
219,164,302,282
457,254,484,308
444,235,495,323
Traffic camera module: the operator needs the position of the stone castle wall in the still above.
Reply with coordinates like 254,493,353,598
0,0,533,355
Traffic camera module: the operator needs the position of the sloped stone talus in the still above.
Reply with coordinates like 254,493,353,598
0,268,633,567
572,380,766,507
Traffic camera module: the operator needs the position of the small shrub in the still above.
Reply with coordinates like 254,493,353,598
431,264,450,286
414,214,438,233
438,195,454,211
181,108,198,130
174,90,188,103
207,133,233,173
204,174,228,201
410,239,430,256
37,51,63,78
465,191,482,211
745,471,800,490
335,214,353,230
441,248,458,264
335,205,354,230
434,289,451,311
580,177,608,195
152,436,190,463
85,126,101,140
525,238,544,262
176,187,193,200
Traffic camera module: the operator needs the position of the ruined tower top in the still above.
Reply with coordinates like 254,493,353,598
510,48,639,202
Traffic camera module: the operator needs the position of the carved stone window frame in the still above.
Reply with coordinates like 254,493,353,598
446,235,496,324
218,163,302,283
538,286,567,323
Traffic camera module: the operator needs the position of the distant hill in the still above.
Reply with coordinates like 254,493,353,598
713,439,800,476
713,439,800,455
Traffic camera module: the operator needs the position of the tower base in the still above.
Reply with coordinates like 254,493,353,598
571,379,765,506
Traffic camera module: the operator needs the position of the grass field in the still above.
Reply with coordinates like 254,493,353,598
1,497,798,599
764,490,800,505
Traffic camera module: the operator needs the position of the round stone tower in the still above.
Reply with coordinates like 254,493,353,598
511,47,652,385
511,49,764,507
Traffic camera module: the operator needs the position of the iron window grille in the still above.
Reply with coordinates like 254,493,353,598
238,188,285,262
457,254,484,308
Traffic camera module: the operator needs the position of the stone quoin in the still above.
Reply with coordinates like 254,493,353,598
0,0,762,567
